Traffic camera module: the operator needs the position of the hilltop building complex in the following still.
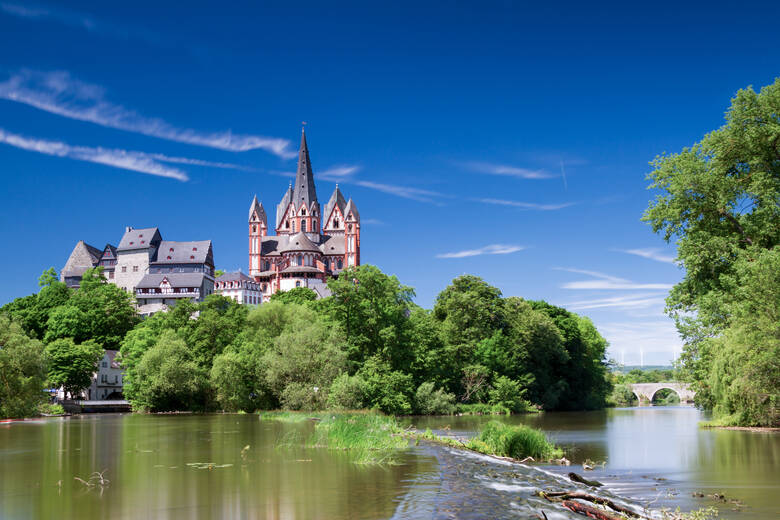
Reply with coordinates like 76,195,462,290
248,129,361,301
61,227,215,315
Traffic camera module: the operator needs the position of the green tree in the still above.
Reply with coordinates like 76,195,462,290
38,267,59,287
45,338,103,399
131,331,209,411
270,287,317,305
643,78,780,425
323,265,415,371
261,304,347,410
0,316,47,418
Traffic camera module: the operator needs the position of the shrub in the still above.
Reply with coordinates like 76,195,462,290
414,382,456,415
0,316,47,418
488,375,533,413
328,373,368,410
38,402,65,415
357,356,414,415
466,420,562,460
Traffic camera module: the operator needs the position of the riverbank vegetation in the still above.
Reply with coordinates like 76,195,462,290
1,264,612,418
262,411,562,464
644,78,780,427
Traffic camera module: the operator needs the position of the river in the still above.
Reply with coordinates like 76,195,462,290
0,406,777,519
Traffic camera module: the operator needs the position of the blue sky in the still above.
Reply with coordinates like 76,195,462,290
1,1,778,365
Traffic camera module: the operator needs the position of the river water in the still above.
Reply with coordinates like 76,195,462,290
0,407,777,519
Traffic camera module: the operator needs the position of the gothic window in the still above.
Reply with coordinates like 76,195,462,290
302,220,307,232
252,225,257,233
334,219,339,228
264,261,270,270
324,259,330,269
302,208,306,215
297,255,303,266
348,224,353,232
285,221,290,229
337,258,343,269
313,220,317,229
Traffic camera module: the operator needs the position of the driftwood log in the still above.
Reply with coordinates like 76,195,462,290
562,500,624,520
541,491,644,518
568,472,603,487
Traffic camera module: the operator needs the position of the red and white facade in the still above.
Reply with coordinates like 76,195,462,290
248,129,360,301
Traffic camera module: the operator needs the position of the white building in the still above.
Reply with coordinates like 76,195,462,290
214,271,263,305
87,350,124,400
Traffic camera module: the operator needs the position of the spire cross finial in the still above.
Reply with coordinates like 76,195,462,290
301,121,307,132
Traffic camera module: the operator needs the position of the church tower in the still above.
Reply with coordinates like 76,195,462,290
344,198,360,267
248,195,267,277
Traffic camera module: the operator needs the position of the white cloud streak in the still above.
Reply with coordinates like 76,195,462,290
565,293,667,311
437,244,525,259
619,248,676,264
354,180,443,203
0,128,188,181
0,2,96,30
0,70,295,158
319,165,361,181
464,161,556,179
555,267,674,290
477,198,574,211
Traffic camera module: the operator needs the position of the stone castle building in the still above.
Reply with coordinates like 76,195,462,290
248,129,361,301
61,227,215,314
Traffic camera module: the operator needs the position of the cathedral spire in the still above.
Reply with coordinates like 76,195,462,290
293,127,318,209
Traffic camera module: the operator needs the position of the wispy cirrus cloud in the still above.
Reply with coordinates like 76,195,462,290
1,2,96,30
0,127,188,181
477,198,574,211
564,293,667,311
463,161,556,179
0,70,295,158
555,267,673,290
354,180,444,203
437,244,525,259
618,248,676,264
319,165,361,181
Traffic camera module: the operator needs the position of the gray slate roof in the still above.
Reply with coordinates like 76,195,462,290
281,232,321,253
318,234,345,255
248,195,267,225
135,273,206,289
61,240,102,279
217,271,254,283
261,235,289,256
292,129,318,210
117,227,162,251
311,285,333,299
153,240,213,265
281,265,322,274
324,186,347,223
344,199,360,221
276,184,293,229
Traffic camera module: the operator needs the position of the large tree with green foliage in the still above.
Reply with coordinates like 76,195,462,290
45,338,103,399
643,78,780,425
0,316,48,418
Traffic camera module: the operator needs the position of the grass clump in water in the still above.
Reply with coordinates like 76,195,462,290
465,420,562,460
311,413,408,464
258,410,324,422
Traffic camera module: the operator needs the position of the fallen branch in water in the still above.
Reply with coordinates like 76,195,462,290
541,491,645,518
569,472,603,487
563,500,624,520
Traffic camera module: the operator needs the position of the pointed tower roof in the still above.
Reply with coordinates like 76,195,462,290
344,198,360,221
248,195,267,225
276,183,293,229
324,185,347,222
292,128,318,209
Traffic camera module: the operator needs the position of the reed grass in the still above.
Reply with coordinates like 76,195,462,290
465,420,562,460
311,413,408,464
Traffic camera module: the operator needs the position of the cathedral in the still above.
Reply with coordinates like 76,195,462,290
248,129,361,301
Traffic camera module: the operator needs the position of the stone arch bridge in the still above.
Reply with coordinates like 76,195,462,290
630,382,695,403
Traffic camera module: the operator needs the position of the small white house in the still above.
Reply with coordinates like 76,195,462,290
87,350,124,400
214,271,263,305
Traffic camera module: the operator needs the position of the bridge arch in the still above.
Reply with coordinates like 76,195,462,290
630,382,695,404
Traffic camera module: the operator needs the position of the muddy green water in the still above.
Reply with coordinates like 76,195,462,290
0,407,777,519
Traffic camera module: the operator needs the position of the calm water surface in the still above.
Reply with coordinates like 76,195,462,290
0,407,777,519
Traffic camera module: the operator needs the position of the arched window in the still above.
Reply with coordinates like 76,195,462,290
348,224,353,232
302,219,307,232
295,281,301,288
324,258,330,269
252,225,257,233
297,254,303,266
264,261,270,271
337,258,343,269
334,219,339,228
313,219,317,230
285,221,290,229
